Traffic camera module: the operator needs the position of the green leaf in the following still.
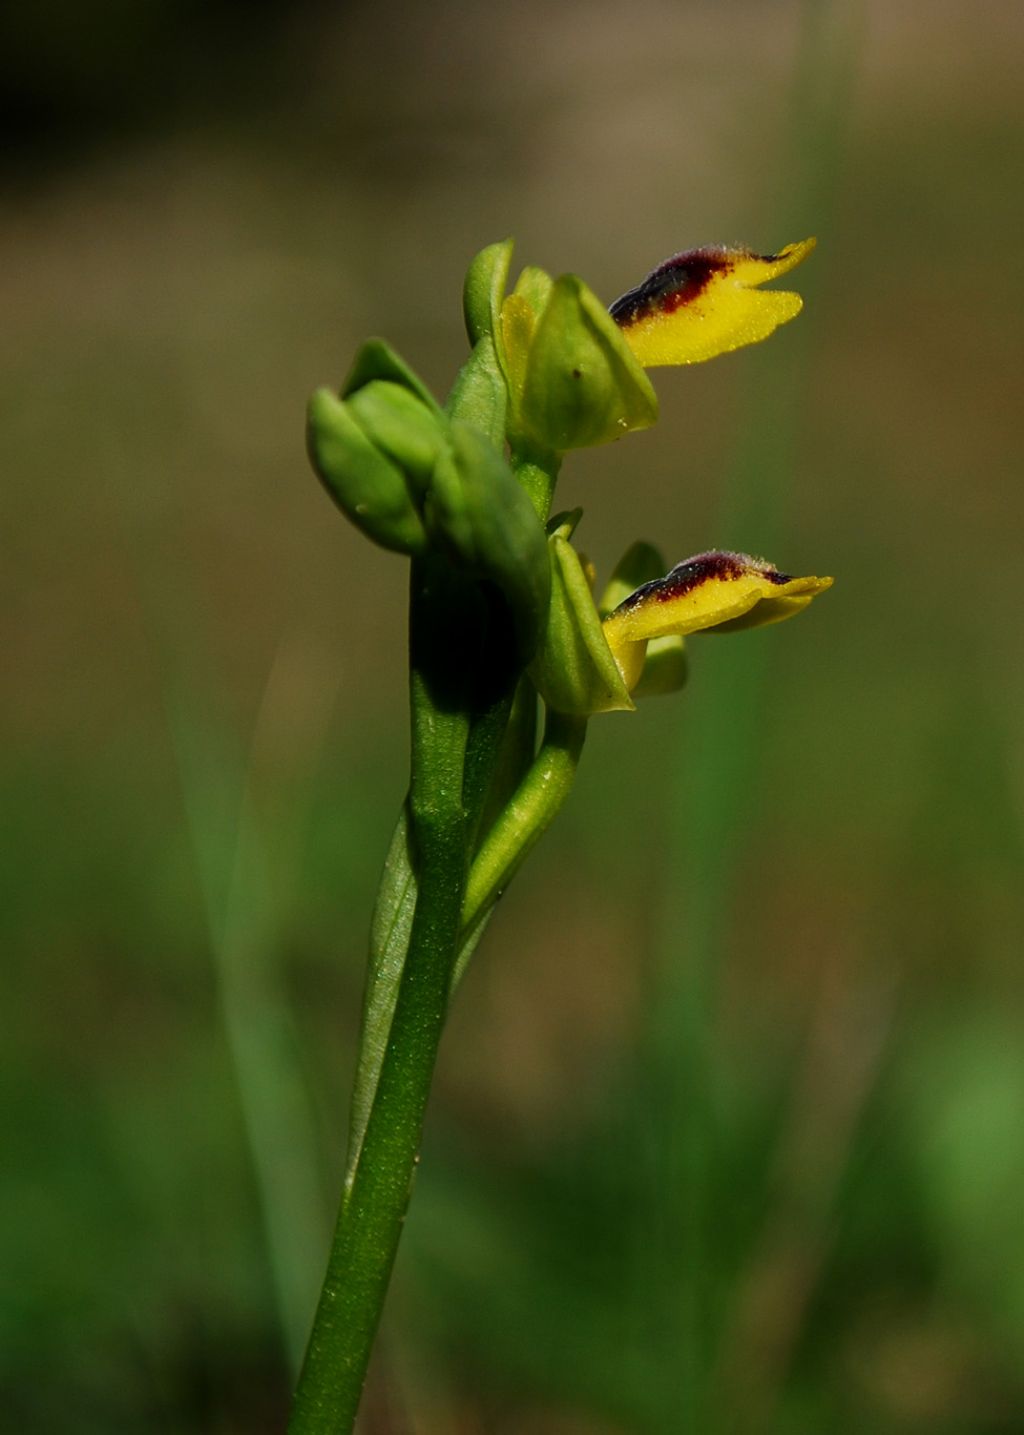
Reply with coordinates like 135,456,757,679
345,805,419,1185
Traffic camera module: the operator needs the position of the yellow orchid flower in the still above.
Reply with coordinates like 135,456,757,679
610,239,816,366
602,550,833,691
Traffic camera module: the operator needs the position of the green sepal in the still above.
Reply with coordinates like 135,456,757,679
598,540,667,616
341,337,442,415
528,513,634,715
632,635,688,698
306,387,428,555
425,422,551,662
463,237,515,347
598,541,686,698
519,274,659,451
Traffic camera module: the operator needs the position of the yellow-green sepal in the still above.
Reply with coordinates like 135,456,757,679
497,267,556,425
306,388,429,555
518,275,658,452
512,264,554,317
528,512,634,715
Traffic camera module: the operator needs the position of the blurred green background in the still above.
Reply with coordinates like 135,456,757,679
3,1,1023,1431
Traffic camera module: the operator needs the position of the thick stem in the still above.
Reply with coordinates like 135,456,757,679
288,563,473,1434
511,439,560,520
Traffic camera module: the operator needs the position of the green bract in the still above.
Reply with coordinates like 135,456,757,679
528,512,634,716
427,423,550,662
444,338,507,449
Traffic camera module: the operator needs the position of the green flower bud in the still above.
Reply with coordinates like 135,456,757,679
598,540,667,616
307,341,449,553
518,275,658,452
306,387,428,555
345,380,448,500
528,512,634,715
342,337,442,414
426,422,551,661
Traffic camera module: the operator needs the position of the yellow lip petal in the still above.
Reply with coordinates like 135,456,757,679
602,551,832,655
609,238,816,367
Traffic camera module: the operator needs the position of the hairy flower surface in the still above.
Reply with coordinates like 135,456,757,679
602,550,833,690
610,239,815,366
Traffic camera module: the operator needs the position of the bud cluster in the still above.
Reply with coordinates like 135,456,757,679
306,236,828,715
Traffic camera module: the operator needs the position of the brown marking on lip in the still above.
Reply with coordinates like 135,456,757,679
609,247,738,329
611,551,791,615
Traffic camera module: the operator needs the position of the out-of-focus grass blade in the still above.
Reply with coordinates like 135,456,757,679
169,640,334,1376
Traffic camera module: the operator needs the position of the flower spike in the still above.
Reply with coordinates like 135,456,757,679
610,238,815,366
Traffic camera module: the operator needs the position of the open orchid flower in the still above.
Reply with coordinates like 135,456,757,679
459,236,814,454
602,550,833,692
529,517,832,716
610,239,816,366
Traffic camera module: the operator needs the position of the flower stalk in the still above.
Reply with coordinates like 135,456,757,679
290,560,495,1432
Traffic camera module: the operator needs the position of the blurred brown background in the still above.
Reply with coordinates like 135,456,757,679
3,1,1023,1431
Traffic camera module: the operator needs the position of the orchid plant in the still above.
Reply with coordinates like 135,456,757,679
289,235,830,1432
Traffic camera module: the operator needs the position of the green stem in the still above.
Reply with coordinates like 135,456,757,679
289,562,474,1434
511,439,560,520
291,431,565,1430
